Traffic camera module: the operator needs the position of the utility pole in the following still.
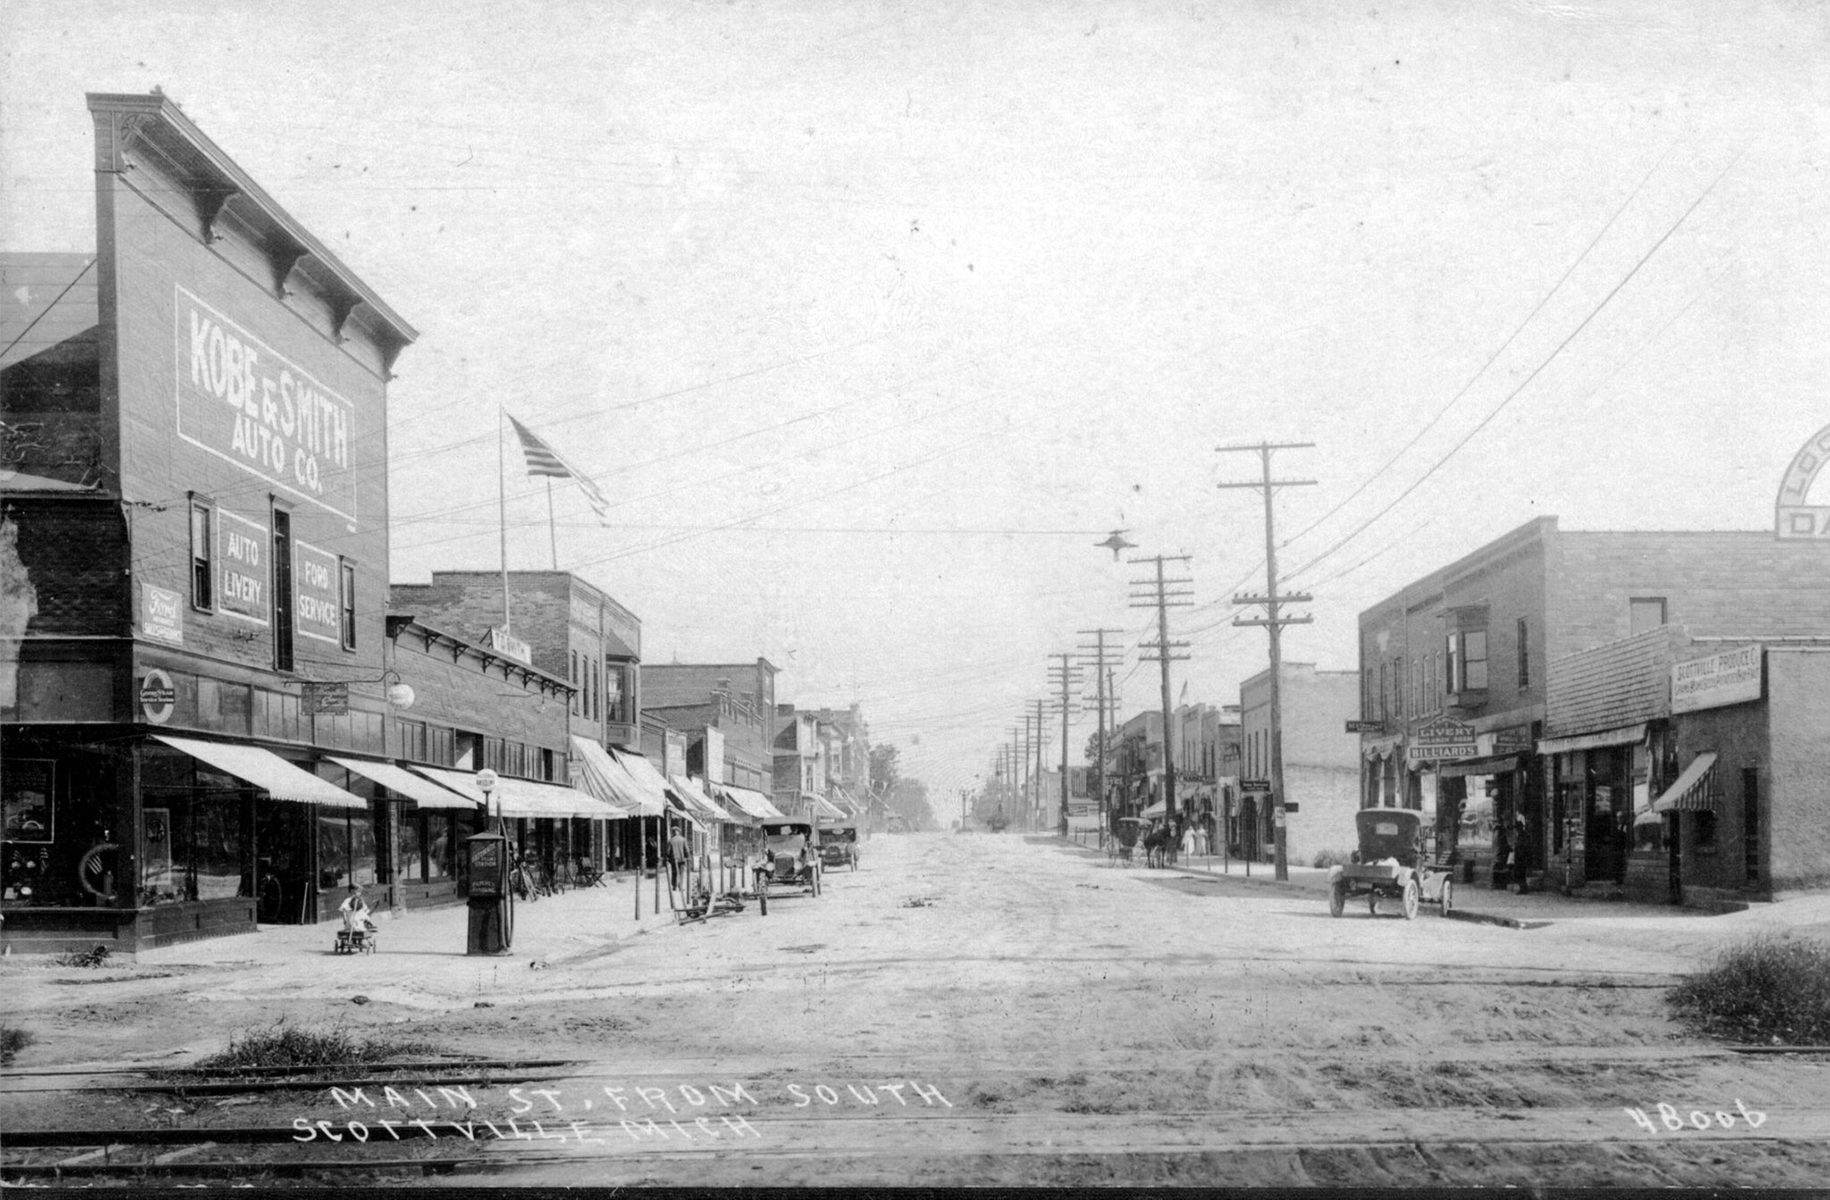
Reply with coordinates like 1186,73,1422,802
1220,441,1316,882
1048,653,1083,837
1130,554,1193,823
1029,698,1053,829
1078,627,1123,843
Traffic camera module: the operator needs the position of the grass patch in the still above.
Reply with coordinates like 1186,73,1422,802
187,1019,445,1073
1,1025,33,1065
1668,932,1830,1044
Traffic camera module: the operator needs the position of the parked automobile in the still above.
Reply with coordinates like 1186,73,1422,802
819,824,859,870
1326,808,1453,920
750,821,821,915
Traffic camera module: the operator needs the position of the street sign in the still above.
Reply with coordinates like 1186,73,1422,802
1239,778,1271,792
1344,720,1384,734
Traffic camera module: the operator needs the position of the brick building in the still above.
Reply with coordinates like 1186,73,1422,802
1237,665,1360,865
1357,516,1830,894
641,658,778,793
0,95,435,948
387,570,642,751
1542,629,1830,905
389,570,650,867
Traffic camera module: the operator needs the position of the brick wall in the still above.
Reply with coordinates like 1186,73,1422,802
5,498,125,637
389,623,570,771
1552,532,1830,659
1766,649,1830,891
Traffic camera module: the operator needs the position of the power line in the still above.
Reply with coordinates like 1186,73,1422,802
1284,146,1744,585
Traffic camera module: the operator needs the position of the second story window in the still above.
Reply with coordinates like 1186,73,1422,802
1630,597,1667,637
338,560,356,650
189,497,214,610
1461,629,1488,690
1517,617,1530,688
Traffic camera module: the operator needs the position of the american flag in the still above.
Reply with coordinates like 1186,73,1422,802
506,413,609,522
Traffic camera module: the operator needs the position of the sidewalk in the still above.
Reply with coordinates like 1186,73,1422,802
1048,836,1757,929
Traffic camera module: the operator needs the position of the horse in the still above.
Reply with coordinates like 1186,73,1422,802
1142,822,1171,869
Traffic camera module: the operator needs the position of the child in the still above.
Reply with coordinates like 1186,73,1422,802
338,883,377,934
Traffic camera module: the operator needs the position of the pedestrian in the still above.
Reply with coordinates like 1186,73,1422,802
1512,811,1531,894
667,826,690,890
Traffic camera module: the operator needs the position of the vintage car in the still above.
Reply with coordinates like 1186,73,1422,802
1326,808,1453,920
749,820,821,915
819,825,859,870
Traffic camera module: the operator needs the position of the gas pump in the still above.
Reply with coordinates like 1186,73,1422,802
465,769,512,955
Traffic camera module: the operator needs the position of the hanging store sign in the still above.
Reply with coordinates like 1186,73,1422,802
1345,719,1385,734
1408,714,1479,762
302,682,350,716
139,668,176,724
216,508,269,625
1239,778,1271,792
1672,645,1763,714
293,540,342,644
173,285,358,524
140,583,184,646
1775,421,1830,539
1485,727,1533,756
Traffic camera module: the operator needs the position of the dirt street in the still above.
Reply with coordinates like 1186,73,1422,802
5,832,1830,1187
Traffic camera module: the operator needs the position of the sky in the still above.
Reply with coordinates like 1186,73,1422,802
4,1,1827,809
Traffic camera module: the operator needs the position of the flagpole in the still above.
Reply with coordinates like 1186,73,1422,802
499,407,511,635
547,479,558,570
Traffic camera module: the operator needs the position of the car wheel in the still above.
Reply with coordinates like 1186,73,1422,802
1439,879,1454,917
1367,891,1379,916
1328,882,1345,918
758,884,769,917
1402,878,1420,921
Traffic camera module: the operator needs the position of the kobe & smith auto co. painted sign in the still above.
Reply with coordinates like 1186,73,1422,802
174,285,359,524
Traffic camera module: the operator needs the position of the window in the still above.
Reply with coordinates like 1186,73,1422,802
1445,632,1459,694
1463,629,1488,690
454,731,481,771
271,508,294,671
1517,617,1530,688
338,560,357,650
189,497,214,610
1391,657,1403,719
1630,597,1667,636
1378,661,1389,722
1363,668,1375,720
570,651,580,714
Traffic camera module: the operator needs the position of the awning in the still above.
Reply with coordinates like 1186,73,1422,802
1436,754,1526,779
1363,737,1400,762
327,756,472,810
1537,723,1647,756
153,735,366,808
797,793,846,820
609,749,675,818
1652,752,1719,813
492,774,616,820
569,736,650,816
408,765,493,806
1141,800,1167,818
664,796,708,833
717,785,786,820
670,775,738,824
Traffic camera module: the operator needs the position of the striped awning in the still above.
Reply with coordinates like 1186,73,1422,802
717,785,786,821
1652,752,1719,813
608,749,674,818
569,736,650,816
1363,737,1400,762
670,775,738,824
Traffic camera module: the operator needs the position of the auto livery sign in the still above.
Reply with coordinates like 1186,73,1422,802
174,285,358,523
216,508,269,625
1672,645,1763,714
1407,714,1479,762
